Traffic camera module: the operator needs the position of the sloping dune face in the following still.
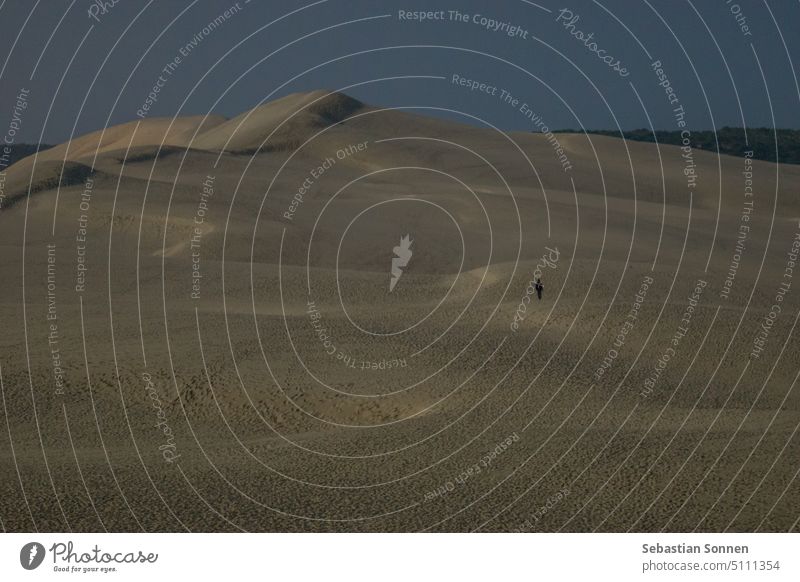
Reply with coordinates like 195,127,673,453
192,90,368,152
1,90,799,533
9,114,226,168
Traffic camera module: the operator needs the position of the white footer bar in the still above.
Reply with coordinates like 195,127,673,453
1,533,797,581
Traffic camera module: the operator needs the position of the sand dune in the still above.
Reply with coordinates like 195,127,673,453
0,91,798,532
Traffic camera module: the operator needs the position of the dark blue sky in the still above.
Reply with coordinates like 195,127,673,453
1,0,798,144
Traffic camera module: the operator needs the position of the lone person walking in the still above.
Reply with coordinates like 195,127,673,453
535,278,543,300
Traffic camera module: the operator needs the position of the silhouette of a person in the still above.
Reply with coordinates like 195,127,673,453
535,278,543,300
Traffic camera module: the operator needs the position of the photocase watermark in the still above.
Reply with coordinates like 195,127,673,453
389,234,413,292
640,278,707,398
341,355,408,371
594,274,653,381
720,151,754,301
652,58,683,110
726,0,753,37
46,244,66,397
396,9,449,22
40,540,158,574
397,10,530,39
750,221,800,360
0,88,31,210
74,177,94,294
518,103,574,172
137,57,180,119
511,487,570,532
87,0,122,23
447,10,530,39
283,141,369,221
451,73,499,97
307,299,337,356
191,175,215,300
20,542,46,570
143,372,181,464
555,8,629,77
1,87,29,146
511,246,560,332
306,300,407,370
424,433,520,502
651,59,697,192
137,2,244,118
451,74,573,173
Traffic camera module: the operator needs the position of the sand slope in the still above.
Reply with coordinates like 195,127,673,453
0,91,798,532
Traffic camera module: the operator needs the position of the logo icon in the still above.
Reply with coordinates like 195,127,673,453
20,542,45,570
390,234,413,292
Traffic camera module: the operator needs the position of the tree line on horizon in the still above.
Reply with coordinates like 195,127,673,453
554,127,800,165
5,126,800,169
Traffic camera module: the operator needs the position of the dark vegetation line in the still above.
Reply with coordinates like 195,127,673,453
6,127,800,168
553,128,800,165
1,143,54,169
